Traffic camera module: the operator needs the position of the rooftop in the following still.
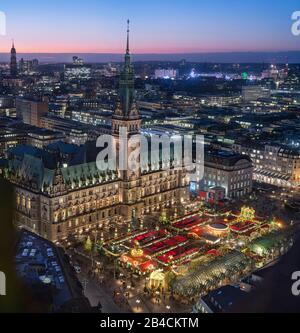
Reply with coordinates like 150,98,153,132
15,230,91,312
205,149,252,167
47,141,82,155
201,285,249,313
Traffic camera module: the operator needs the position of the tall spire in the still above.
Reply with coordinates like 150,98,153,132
124,19,131,67
126,19,130,55
112,19,139,119
10,39,17,77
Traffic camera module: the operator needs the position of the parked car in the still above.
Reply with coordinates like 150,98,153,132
74,266,81,274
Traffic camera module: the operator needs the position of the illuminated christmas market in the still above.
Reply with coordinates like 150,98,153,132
96,204,295,303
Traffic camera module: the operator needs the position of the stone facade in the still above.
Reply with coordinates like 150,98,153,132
233,142,300,187
9,151,188,242
201,150,253,199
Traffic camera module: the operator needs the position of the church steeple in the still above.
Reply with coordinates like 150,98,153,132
10,39,17,77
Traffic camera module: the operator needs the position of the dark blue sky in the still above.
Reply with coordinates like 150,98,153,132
0,0,300,53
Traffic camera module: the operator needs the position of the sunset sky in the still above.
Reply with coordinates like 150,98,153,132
0,0,299,54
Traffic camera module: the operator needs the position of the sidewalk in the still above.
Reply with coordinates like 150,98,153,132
81,275,123,313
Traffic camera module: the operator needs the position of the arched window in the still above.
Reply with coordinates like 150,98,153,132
17,194,20,206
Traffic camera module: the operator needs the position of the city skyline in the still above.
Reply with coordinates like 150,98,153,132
1,1,300,316
0,0,300,54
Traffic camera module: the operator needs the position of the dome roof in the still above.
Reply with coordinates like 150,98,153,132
208,223,229,231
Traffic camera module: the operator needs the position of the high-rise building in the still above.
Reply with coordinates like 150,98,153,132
154,68,178,79
261,64,279,80
72,56,84,65
16,97,49,127
19,58,39,74
64,64,91,81
242,86,271,102
0,95,16,117
64,56,91,80
10,41,18,77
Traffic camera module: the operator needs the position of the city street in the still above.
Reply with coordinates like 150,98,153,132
72,249,192,313
81,277,122,313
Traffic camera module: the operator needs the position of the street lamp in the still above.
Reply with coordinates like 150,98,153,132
93,229,99,254
136,299,141,311
155,290,160,304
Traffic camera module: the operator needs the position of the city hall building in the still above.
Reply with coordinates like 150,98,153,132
5,28,189,242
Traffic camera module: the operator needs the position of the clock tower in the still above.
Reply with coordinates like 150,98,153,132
112,20,143,221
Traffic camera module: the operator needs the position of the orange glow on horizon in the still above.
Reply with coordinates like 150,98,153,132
0,39,297,54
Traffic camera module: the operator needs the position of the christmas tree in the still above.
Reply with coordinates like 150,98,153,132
84,236,93,252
